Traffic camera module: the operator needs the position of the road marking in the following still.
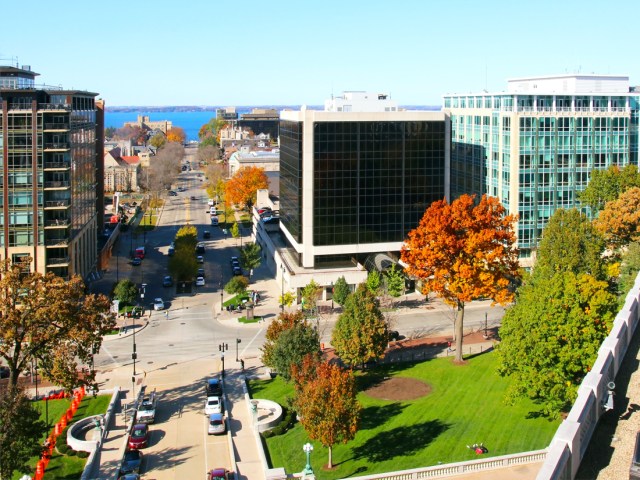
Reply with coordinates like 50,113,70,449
240,326,264,358
100,343,117,365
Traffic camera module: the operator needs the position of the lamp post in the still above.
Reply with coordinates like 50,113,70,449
280,263,285,312
484,312,488,339
218,343,228,377
236,338,241,362
302,443,314,475
220,274,224,312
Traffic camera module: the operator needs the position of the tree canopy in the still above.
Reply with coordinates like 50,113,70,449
578,164,640,213
240,242,262,281
199,117,227,146
332,276,350,306
497,271,617,416
365,270,382,296
268,321,319,381
331,283,388,368
536,208,607,279
593,187,640,249
401,194,519,361
301,279,323,317
261,310,306,369
113,279,138,306
225,166,269,210
384,263,405,298
292,356,360,469
148,132,166,149
224,275,249,296
0,259,114,390
166,126,186,144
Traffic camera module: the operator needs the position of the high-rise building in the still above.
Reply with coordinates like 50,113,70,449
278,92,449,277
0,64,103,279
444,74,640,265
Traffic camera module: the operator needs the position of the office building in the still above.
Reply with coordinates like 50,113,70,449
275,92,449,293
0,64,103,279
444,74,640,265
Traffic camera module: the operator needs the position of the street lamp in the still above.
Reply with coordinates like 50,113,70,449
302,443,314,475
236,338,241,362
219,343,228,377
220,274,224,312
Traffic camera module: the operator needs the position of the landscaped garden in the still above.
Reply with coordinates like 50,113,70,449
13,394,111,480
249,351,560,479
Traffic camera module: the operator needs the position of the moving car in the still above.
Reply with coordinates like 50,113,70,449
196,276,205,287
190,196,197,201
118,474,140,480
232,266,242,276
208,413,226,435
205,378,223,396
162,276,173,287
196,243,205,254
204,396,223,415
153,298,165,311
210,216,219,226
196,255,204,264
207,468,231,480
203,230,211,239
128,424,149,450
120,450,144,474
131,257,142,266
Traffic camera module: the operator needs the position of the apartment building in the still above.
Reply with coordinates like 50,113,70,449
0,64,103,279
444,74,640,265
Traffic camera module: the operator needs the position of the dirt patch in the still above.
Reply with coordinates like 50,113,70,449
364,376,432,401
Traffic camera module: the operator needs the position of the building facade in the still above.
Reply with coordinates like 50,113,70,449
279,93,450,274
444,74,640,265
0,64,103,279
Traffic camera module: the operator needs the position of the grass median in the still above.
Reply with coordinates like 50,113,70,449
249,351,560,479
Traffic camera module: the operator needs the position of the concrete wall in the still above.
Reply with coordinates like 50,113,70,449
536,273,640,479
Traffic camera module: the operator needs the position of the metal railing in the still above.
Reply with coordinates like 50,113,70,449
44,143,70,150
44,181,70,188
44,200,70,208
44,237,69,246
43,162,70,169
47,257,70,266
44,123,69,130
44,219,70,227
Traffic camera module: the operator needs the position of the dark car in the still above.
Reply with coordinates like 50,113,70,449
128,424,149,450
208,468,230,480
203,230,211,239
197,268,205,278
118,474,140,480
190,196,197,201
196,243,205,254
0,366,9,379
205,378,223,396
168,191,177,196
162,276,173,287
232,266,242,276
131,257,142,266
120,450,143,475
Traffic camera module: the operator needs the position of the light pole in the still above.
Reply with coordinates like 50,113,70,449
236,338,241,362
220,274,224,312
219,343,228,377
484,312,488,339
280,263,285,312
302,443,314,475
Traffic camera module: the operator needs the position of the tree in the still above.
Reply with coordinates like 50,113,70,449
113,279,138,306
301,280,322,317
331,283,388,368
230,222,239,239
148,132,166,149
0,386,45,480
536,208,607,279
240,242,262,281
497,271,617,416
401,194,519,362
198,144,221,165
166,127,186,144
261,310,306,369
113,125,146,145
365,270,382,296
174,224,198,251
146,142,184,194
199,117,227,146
332,276,350,306
292,356,360,469
269,323,319,381
578,164,640,213
593,187,640,249
278,291,296,309
618,242,640,300
0,259,114,390
225,276,249,296
105,126,116,139
168,247,198,282
384,263,405,298
225,166,269,210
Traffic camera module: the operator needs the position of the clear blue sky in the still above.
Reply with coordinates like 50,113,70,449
2,0,637,107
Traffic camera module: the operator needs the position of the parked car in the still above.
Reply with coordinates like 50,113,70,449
118,474,140,480
153,298,165,311
232,266,242,276
196,255,204,264
196,276,205,287
120,450,144,474
230,256,239,265
190,196,197,201
207,468,231,480
205,378,223,396
196,243,205,254
128,424,149,450
168,191,177,196
205,396,223,415
210,216,219,226
162,276,173,287
131,257,142,266
136,391,157,424
197,268,205,278
0,366,9,379
208,413,226,435
203,230,211,239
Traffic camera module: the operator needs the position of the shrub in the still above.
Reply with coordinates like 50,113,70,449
261,406,296,438
66,448,77,456
57,443,70,454
76,450,90,458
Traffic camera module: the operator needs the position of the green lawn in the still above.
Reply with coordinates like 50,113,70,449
13,394,112,480
249,352,560,479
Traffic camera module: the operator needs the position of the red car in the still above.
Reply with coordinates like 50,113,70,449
207,469,230,480
128,423,149,450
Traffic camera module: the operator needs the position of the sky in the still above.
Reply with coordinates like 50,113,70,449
2,0,638,107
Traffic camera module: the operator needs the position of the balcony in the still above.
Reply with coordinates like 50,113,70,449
43,123,70,131
44,219,70,228
44,143,70,151
44,200,70,209
45,236,70,247
43,161,70,170
40,104,71,111
44,181,70,189
46,256,70,267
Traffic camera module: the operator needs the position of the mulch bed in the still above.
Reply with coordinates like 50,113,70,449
364,377,432,401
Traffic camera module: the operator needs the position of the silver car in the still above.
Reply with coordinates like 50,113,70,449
208,413,226,435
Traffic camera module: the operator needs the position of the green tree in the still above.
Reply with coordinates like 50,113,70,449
332,276,350,306
292,356,360,469
401,194,520,362
105,126,116,139
497,271,617,417
0,386,45,480
230,222,239,239
618,241,640,301
113,279,138,306
278,291,295,309
199,117,227,146
331,284,388,368
168,247,198,282
578,164,640,213
384,263,405,298
270,322,320,381
240,242,262,281
174,224,198,252
537,208,607,279
148,132,166,149
261,310,306,372
301,279,322,316
225,275,249,296
0,259,114,390
366,270,382,296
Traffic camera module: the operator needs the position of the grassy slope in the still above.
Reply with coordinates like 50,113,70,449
250,352,559,479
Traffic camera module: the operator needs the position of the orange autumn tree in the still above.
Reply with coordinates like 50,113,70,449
292,355,360,469
593,186,640,249
401,194,519,362
225,166,269,210
166,126,186,144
